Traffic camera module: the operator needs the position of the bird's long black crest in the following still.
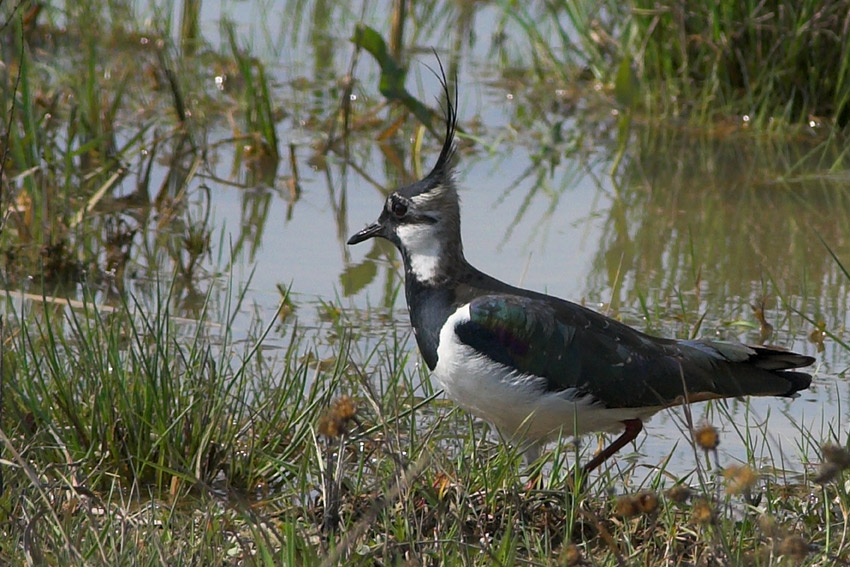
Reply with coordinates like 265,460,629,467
426,53,458,183
397,54,459,202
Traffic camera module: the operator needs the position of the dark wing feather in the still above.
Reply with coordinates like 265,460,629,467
454,295,812,409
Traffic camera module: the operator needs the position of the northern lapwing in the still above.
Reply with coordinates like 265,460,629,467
347,70,815,474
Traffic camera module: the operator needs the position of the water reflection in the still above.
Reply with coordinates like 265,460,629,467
594,128,850,308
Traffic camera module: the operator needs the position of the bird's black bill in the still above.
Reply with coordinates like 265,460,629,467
347,222,383,245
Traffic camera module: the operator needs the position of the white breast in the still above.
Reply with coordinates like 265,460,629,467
432,304,660,445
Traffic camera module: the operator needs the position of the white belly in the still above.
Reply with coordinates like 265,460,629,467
433,304,661,444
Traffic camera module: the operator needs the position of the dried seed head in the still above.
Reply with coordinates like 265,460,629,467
758,515,779,537
808,327,826,352
814,461,843,484
694,424,719,450
822,443,850,469
562,543,583,566
615,495,641,518
615,491,658,517
691,498,714,525
317,395,358,438
636,490,659,514
778,535,808,560
317,414,341,438
723,465,758,495
333,395,357,420
666,484,693,504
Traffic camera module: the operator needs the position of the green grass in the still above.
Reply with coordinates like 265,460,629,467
225,21,281,173
0,1,285,286
509,0,850,130
0,273,848,566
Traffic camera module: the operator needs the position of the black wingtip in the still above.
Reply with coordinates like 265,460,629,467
779,370,813,397
742,344,814,397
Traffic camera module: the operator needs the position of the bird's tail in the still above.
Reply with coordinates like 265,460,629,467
679,339,814,398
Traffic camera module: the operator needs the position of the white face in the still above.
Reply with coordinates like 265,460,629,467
396,222,443,283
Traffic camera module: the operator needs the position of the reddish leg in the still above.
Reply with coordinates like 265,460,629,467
582,419,643,474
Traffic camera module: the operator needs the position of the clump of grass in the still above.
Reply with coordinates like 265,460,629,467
225,21,280,176
632,0,850,128
512,0,850,130
0,1,294,290
0,277,361,563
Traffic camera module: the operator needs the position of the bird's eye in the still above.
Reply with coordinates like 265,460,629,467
391,200,408,217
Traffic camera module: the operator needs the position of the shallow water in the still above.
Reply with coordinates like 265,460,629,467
186,96,850,475
6,0,850,478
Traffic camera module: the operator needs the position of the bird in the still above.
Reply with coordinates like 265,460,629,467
347,68,815,474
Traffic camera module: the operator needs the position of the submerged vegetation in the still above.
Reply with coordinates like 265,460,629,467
1,0,849,565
